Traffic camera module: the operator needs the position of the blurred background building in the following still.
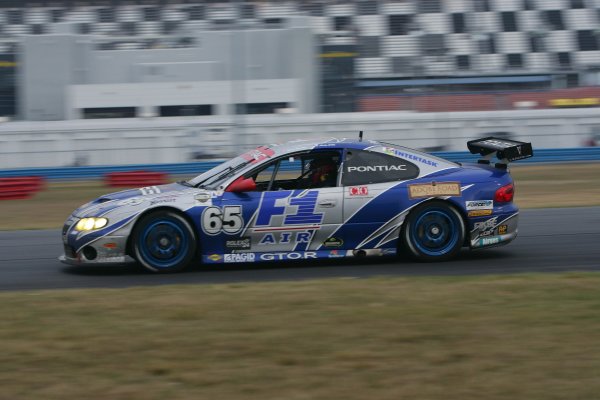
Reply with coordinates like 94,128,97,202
1,0,600,167
1,0,600,119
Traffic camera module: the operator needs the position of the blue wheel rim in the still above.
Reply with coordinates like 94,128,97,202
138,218,189,269
410,208,460,257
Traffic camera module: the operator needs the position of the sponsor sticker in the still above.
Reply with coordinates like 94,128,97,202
328,250,345,258
474,217,498,231
150,197,177,205
208,254,222,262
408,182,461,199
466,200,493,210
349,186,369,196
468,209,493,217
382,147,439,167
478,237,500,246
194,192,211,203
224,253,255,263
323,237,344,247
348,165,407,172
259,252,318,261
225,237,251,250
498,225,508,235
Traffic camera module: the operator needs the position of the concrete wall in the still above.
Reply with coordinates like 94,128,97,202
1,108,599,169
18,18,319,120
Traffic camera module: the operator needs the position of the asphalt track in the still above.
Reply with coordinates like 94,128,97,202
0,207,599,291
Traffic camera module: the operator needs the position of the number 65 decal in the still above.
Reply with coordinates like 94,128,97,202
201,206,244,235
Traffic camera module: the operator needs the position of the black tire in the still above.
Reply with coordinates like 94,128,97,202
132,210,197,273
401,201,465,262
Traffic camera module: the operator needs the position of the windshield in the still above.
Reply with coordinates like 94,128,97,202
187,146,275,189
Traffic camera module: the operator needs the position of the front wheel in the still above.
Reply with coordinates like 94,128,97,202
132,210,197,273
401,201,465,262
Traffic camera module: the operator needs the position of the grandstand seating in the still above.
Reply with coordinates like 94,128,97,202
1,0,600,115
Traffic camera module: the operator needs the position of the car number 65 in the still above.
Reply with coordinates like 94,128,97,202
201,206,244,235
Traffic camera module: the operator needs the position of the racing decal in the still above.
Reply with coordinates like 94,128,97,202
466,200,494,210
473,217,498,236
323,237,344,247
225,237,251,250
470,213,518,248
348,165,408,172
353,208,410,250
140,186,161,196
343,150,419,186
348,186,369,196
408,182,461,199
382,147,439,167
258,231,312,245
201,206,244,235
259,252,317,261
150,196,178,205
208,254,222,262
477,237,501,246
202,249,398,264
254,190,323,230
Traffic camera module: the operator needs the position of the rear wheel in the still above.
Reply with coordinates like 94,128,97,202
401,201,465,262
132,210,197,273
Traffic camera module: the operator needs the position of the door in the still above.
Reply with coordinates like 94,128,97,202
220,150,345,262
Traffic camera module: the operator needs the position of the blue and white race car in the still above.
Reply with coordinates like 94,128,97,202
60,136,533,272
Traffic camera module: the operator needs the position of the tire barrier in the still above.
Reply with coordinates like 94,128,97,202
0,176,45,200
104,171,168,188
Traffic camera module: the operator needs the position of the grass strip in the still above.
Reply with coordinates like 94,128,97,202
2,273,600,400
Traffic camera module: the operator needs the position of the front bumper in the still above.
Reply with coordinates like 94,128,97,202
60,231,134,266
59,253,136,266
61,212,138,266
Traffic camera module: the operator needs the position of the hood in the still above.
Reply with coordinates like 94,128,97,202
73,182,193,218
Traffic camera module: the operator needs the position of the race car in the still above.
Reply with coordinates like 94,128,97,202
60,136,533,272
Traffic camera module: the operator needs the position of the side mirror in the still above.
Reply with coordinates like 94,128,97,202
225,176,256,193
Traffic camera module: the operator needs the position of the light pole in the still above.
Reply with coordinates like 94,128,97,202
230,0,247,153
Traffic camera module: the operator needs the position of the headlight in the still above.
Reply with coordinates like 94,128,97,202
75,217,108,231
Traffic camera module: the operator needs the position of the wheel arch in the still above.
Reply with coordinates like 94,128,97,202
399,197,470,253
126,206,199,258
443,197,471,247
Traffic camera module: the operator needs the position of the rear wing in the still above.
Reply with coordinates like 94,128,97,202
467,137,533,166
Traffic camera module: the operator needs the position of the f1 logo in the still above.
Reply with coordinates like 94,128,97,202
349,186,369,196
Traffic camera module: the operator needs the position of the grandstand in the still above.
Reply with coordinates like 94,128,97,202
1,0,600,119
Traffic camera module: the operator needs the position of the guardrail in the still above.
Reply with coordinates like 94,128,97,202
0,147,599,181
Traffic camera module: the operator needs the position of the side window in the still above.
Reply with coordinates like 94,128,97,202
253,163,276,191
272,156,304,190
342,150,419,186
247,151,340,191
